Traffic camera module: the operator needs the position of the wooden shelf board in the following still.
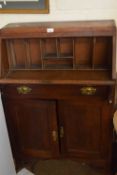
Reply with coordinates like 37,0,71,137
0,70,114,85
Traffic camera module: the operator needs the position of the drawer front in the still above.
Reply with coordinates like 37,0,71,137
2,84,111,101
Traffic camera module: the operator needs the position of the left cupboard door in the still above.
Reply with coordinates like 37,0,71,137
3,98,59,159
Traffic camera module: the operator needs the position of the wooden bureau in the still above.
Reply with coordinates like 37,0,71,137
0,20,116,174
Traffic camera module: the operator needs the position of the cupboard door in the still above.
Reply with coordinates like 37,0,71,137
4,98,59,159
58,100,112,163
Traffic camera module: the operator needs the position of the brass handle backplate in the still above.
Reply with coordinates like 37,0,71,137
60,126,64,138
17,86,32,94
52,131,58,142
80,87,96,95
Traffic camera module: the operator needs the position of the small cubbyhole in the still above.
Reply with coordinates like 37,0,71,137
43,59,73,69
6,38,42,70
74,37,93,69
28,39,42,69
42,38,73,69
59,38,73,58
6,39,27,69
93,37,112,69
41,38,57,58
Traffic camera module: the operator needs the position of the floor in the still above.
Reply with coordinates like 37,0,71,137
17,159,106,175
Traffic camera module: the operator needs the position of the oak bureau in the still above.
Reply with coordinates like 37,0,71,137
0,20,116,174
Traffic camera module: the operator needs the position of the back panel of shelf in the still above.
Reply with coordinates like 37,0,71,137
1,33,113,82
3,36,112,71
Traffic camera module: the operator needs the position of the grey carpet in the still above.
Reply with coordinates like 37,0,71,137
34,159,103,175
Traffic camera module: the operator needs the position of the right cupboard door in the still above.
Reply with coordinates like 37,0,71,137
58,99,113,167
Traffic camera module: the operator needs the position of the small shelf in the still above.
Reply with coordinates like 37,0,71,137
74,65,93,70
43,55,73,60
43,56,73,60
0,69,113,85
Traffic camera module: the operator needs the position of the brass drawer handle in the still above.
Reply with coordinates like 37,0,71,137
17,86,32,94
80,87,96,95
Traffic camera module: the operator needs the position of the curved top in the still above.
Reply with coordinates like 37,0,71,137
0,20,116,38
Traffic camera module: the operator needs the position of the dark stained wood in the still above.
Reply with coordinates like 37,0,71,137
75,37,93,67
112,35,116,79
3,98,59,158
59,38,73,57
29,39,42,68
42,38,57,58
58,100,113,167
0,21,116,173
93,37,112,69
0,20,115,38
0,21,116,80
43,58,73,69
0,70,114,85
11,39,27,68
1,40,9,77
2,84,110,101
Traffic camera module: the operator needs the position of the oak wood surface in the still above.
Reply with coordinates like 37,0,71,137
1,20,115,38
3,99,59,158
58,100,113,168
0,21,116,173
0,20,116,81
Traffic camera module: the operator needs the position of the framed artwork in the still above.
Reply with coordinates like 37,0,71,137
0,0,49,13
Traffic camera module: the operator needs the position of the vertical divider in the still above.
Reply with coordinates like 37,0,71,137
39,39,43,70
9,40,16,69
25,39,31,69
72,38,75,69
92,37,96,69
56,38,59,58
6,40,13,70
40,39,44,69
112,35,116,79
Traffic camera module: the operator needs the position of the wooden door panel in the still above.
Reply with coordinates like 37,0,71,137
4,98,59,158
58,100,112,159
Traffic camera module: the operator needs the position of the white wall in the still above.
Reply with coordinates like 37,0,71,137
0,0,117,28
0,95,16,175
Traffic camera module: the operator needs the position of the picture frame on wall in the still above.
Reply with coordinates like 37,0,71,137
0,0,49,13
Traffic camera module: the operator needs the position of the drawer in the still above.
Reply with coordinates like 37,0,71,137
2,84,111,101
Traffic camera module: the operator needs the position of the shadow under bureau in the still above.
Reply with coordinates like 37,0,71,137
0,20,116,174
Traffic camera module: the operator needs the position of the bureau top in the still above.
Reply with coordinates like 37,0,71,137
0,20,116,38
